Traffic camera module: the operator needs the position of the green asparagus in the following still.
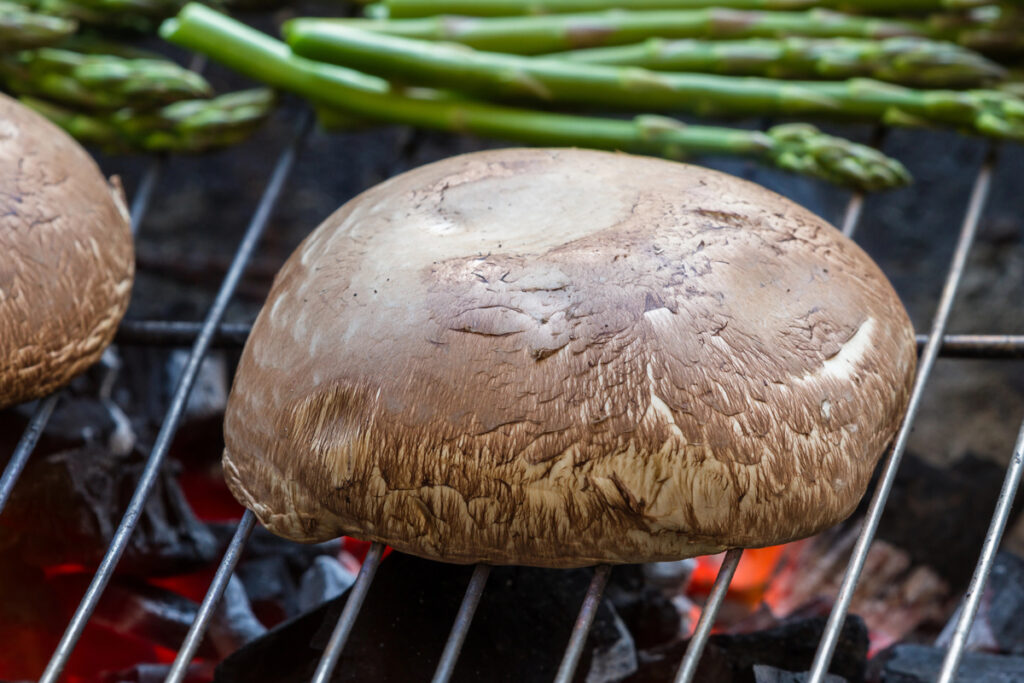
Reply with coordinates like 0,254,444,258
550,37,1005,88
365,0,1001,19
1,47,212,109
21,87,274,151
285,20,1024,140
160,4,910,191
319,8,1024,55
0,1,76,50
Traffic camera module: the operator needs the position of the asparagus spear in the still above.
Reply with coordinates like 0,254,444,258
317,8,1024,55
0,1,76,50
0,47,212,109
367,0,999,18
160,4,910,191
550,37,1005,88
285,20,1024,140
21,87,274,151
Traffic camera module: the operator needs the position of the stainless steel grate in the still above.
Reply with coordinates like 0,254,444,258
1,98,1020,682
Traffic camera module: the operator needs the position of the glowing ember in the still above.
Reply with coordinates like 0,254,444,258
688,545,791,606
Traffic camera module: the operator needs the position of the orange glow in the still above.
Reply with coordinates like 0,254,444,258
689,545,789,606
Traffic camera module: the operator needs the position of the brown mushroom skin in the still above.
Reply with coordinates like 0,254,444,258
224,148,915,568
0,93,133,409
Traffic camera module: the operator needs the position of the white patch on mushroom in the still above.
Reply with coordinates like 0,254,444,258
800,317,876,384
645,362,685,439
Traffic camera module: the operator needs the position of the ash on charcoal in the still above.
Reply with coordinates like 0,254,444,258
870,643,1024,682
752,665,845,683
164,350,228,422
0,445,217,576
216,553,632,683
643,560,696,591
587,610,637,683
627,615,868,683
935,551,1024,656
854,453,1024,589
208,524,342,623
208,575,267,657
298,556,356,613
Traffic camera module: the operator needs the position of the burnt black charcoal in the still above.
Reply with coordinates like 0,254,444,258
870,643,1024,682
90,578,217,659
97,662,209,683
606,565,682,650
935,551,1024,655
216,553,626,683
0,445,217,576
0,395,117,456
627,615,868,683
852,454,1024,589
235,554,300,624
752,665,845,683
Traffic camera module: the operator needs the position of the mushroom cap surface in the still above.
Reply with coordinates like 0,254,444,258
0,93,134,409
224,148,915,568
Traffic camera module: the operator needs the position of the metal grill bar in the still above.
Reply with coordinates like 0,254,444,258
674,548,743,683
431,564,492,683
39,113,313,683
313,541,386,683
0,157,162,518
553,564,612,683
112,320,1024,360
116,320,253,347
165,510,257,683
807,146,999,683
656,144,879,681
937,418,1024,682
0,394,57,514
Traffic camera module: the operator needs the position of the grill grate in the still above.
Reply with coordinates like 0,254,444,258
0,97,1020,681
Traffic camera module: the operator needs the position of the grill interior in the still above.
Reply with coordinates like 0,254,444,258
1,30,1024,683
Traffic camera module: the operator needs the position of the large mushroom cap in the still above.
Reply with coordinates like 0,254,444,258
224,148,915,568
0,93,133,409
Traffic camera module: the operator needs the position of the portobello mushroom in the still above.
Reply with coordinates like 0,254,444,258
223,147,915,567
0,92,133,409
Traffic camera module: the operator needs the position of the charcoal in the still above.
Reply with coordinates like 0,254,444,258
628,615,868,683
236,554,300,623
164,350,229,422
91,578,216,657
643,559,696,590
208,523,342,572
870,643,1024,682
97,662,212,683
605,565,682,650
586,609,638,683
216,553,625,683
852,453,1024,589
0,445,218,576
298,556,356,613
935,551,1024,655
753,665,845,683
0,396,116,456
208,575,267,657
209,523,343,622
